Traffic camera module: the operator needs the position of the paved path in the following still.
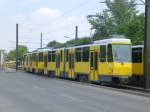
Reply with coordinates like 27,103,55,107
0,71,150,112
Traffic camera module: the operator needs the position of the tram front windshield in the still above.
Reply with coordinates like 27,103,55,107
112,44,131,62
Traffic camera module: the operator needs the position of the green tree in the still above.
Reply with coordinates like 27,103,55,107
7,45,28,61
47,41,63,48
124,13,144,44
47,37,91,48
88,0,144,44
66,37,91,46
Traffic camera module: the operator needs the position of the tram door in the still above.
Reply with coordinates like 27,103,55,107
90,51,98,81
56,53,60,77
44,54,48,75
68,53,75,79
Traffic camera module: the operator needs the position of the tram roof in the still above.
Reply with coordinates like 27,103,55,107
64,38,131,50
28,38,131,53
132,45,144,48
34,47,53,52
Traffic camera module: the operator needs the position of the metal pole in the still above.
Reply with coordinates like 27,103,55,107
144,0,150,89
16,23,19,71
41,32,43,48
75,26,78,40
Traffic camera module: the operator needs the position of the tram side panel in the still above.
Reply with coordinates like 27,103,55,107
74,47,90,81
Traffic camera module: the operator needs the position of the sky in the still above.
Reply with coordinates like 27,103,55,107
0,0,145,51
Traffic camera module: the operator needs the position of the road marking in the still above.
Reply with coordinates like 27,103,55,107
60,94,85,102
32,85,47,90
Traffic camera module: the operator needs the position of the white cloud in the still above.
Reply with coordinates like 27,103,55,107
33,8,61,17
12,7,91,51
0,1,91,51
0,0,5,7
0,0,145,52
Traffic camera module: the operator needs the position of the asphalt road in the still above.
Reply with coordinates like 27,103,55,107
0,70,150,112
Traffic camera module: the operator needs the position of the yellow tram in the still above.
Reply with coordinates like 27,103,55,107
24,36,132,84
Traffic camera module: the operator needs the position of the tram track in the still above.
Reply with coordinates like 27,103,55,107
7,68,150,98
45,76,150,98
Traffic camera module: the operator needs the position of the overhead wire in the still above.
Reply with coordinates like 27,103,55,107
42,0,90,34
48,0,90,24
14,0,92,50
46,17,88,34
17,0,90,41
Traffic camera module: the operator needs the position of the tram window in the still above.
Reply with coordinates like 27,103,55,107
48,51,52,62
69,54,71,68
32,54,34,61
56,54,60,68
32,54,36,62
72,54,74,68
35,55,37,62
132,48,142,63
52,51,56,62
90,52,94,68
82,47,89,62
44,55,47,67
95,52,98,70
39,53,43,62
75,48,82,62
66,50,69,62
36,55,38,62
30,55,32,65
107,44,113,62
100,45,106,62
60,50,63,62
